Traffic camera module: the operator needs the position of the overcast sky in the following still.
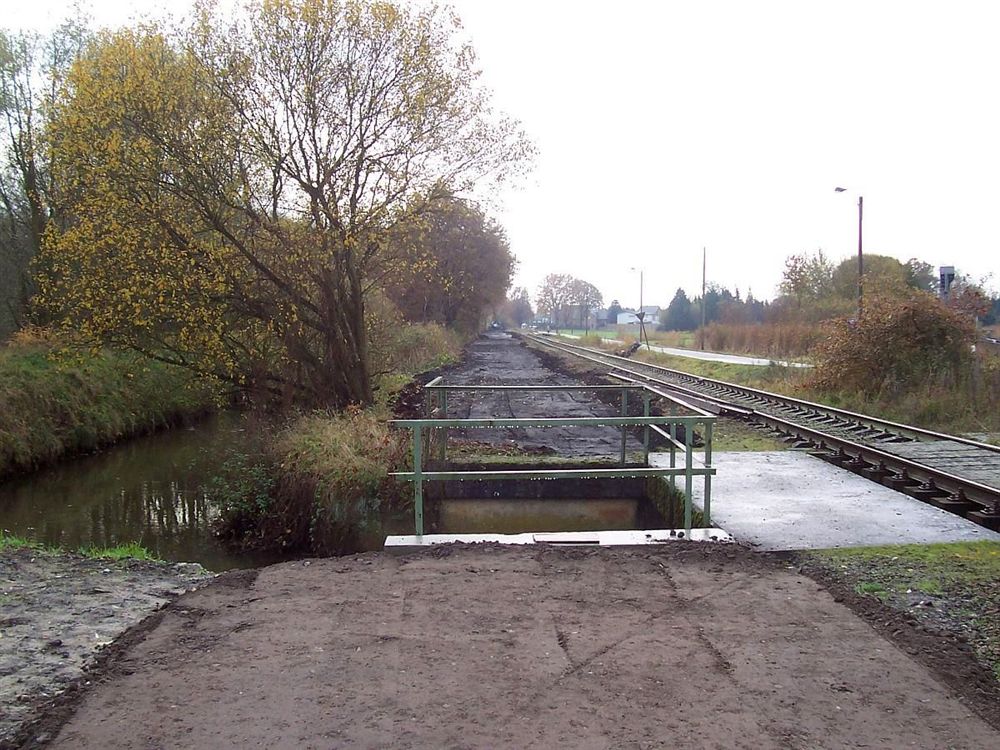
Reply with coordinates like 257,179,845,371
8,1,1000,308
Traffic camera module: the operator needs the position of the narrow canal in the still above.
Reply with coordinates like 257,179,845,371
0,413,279,571
0,335,676,570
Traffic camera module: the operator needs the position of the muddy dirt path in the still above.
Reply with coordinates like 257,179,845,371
0,548,211,747
441,333,643,458
29,544,1000,749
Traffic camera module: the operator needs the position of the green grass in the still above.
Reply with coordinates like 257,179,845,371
710,419,787,452
2,532,154,560
812,540,1000,572
806,542,1000,679
855,580,888,597
0,532,38,552
78,542,157,561
0,335,221,477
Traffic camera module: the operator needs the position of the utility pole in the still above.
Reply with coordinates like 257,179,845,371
699,247,707,350
836,188,864,319
630,266,647,347
856,196,864,318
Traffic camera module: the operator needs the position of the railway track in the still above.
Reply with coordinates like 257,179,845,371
526,333,1000,531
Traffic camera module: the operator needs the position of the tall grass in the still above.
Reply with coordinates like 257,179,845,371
213,408,409,554
638,344,1000,434
212,321,460,554
803,352,1000,434
699,322,822,358
0,329,220,477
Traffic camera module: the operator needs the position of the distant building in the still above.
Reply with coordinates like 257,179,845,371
617,306,661,326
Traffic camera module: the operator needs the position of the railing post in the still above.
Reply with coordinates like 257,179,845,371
439,390,448,463
413,424,424,537
704,419,713,527
620,387,628,466
684,420,693,535
668,405,677,491
642,392,651,466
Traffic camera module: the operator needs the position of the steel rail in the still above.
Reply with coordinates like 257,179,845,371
531,335,1000,453
526,333,1000,527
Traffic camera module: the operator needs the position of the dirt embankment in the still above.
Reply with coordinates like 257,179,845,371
0,548,211,748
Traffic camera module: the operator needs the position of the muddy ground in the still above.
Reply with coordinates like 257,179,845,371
0,548,211,747
397,332,645,458
20,543,1000,749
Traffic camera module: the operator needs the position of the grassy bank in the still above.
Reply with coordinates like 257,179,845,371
0,532,156,560
0,331,220,477
803,542,1000,680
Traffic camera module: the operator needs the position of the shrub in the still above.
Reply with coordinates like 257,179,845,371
209,450,277,540
809,291,975,395
213,408,410,555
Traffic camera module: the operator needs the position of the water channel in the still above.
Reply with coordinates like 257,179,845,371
1,412,671,571
0,412,281,571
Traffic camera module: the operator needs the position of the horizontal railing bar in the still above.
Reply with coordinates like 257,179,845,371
424,376,444,388
391,467,716,481
650,425,688,454
607,373,715,418
392,416,712,428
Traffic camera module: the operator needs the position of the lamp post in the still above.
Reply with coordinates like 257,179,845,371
630,266,645,345
834,187,864,318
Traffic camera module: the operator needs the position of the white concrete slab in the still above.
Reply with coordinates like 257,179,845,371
384,527,734,551
687,451,1000,551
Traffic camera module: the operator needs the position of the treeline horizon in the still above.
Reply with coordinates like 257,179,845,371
505,251,998,332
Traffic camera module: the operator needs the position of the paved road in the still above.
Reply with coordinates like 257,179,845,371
551,333,812,368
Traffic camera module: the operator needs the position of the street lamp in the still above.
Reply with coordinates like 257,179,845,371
834,187,864,318
629,266,646,347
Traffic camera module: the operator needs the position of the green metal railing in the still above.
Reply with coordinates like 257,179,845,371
391,381,716,539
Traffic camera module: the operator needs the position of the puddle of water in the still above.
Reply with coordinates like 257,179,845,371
0,412,280,571
432,498,642,534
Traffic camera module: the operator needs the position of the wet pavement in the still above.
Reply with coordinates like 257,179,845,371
684,450,1000,550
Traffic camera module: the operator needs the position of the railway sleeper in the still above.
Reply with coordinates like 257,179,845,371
968,505,1000,531
825,450,854,468
930,491,979,516
908,482,949,501
884,473,921,491
844,456,873,471
861,462,891,481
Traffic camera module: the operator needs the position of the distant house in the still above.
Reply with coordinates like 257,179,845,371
617,306,660,326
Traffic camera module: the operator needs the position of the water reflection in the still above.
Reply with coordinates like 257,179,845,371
0,413,280,571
